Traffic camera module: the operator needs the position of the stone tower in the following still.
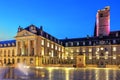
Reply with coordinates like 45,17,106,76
94,6,110,37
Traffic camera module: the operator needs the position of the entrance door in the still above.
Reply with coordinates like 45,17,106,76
98,60,106,68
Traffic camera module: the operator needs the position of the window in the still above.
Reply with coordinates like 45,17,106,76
96,55,99,59
89,48,92,52
100,47,104,50
51,50,54,57
30,58,34,64
4,50,6,57
59,47,61,51
41,40,44,45
71,42,73,46
76,49,79,52
83,42,85,45
55,45,57,50
65,42,68,46
12,50,14,56
89,41,91,45
113,56,116,59
47,42,50,47
105,55,108,59
100,13,103,17
113,40,116,44
77,42,79,46
71,49,73,53
51,44,54,48
96,48,99,51
82,48,85,52
113,47,116,51
17,58,20,63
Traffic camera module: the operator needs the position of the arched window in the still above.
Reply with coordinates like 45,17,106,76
4,50,6,57
30,58,33,64
4,59,6,64
12,50,14,56
12,59,14,64
23,58,26,64
17,58,20,63
8,50,10,57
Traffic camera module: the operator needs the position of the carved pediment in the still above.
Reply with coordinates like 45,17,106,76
15,30,36,37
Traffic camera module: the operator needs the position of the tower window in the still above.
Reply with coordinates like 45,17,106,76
100,13,103,17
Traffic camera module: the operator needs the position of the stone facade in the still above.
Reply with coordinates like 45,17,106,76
0,6,120,68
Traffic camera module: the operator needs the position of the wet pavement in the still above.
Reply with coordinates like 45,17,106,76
0,67,120,80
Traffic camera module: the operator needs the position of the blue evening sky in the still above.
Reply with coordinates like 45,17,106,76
0,0,120,40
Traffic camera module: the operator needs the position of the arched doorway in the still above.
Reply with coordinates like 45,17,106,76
0,60,3,66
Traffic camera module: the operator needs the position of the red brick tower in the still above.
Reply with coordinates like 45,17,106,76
95,6,110,37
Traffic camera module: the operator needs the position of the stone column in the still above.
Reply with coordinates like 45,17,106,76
34,40,37,56
21,40,24,56
16,41,19,56
28,40,31,56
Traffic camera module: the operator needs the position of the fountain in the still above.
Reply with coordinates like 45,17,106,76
15,63,34,79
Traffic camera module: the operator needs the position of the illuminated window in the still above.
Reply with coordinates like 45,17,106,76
113,47,116,51
47,42,50,47
51,50,54,57
66,52,68,55
96,48,99,51
82,48,85,52
71,49,73,53
96,55,99,59
113,56,116,59
51,44,54,48
89,48,92,52
106,51,108,54
100,47,104,50
62,48,64,52
105,55,108,59
89,56,92,59
59,47,61,51
89,54,92,59
76,49,79,52
41,47,44,56
55,45,57,50
96,52,98,54
41,40,44,45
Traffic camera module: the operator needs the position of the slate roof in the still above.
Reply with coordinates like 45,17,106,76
0,40,16,48
60,34,120,47
18,24,62,45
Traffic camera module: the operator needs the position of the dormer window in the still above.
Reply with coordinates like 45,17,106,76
116,32,119,37
0,44,3,47
77,42,79,46
83,42,85,45
4,44,6,47
66,42,68,46
46,34,48,38
89,41,91,45
71,42,73,46
12,43,15,46
30,26,37,33
8,43,10,46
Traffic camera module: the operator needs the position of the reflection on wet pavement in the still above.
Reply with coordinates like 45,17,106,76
0,67,120,80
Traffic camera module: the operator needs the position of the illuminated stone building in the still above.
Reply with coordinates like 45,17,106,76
0,6,120,68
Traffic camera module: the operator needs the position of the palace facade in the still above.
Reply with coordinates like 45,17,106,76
0,6,120,68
